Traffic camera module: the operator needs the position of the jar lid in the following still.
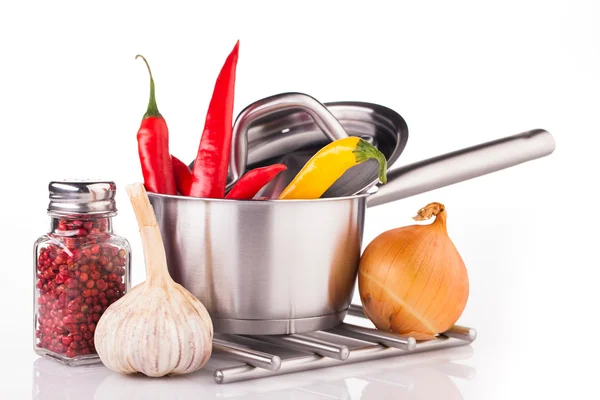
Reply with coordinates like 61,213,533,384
48,180,117,216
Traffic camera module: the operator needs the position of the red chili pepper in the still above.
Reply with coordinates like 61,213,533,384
135,55,177,195
225,164,287,200
171,155,193,196
189,41,240,198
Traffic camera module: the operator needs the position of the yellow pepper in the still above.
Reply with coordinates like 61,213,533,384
278,137,388,200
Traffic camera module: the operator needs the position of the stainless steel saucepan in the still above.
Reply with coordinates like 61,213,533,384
148,95,555,335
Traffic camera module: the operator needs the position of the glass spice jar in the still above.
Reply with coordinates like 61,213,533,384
34,181,131,365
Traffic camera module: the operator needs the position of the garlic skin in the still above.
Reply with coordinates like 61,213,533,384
94,279,213,377
94,183,213,377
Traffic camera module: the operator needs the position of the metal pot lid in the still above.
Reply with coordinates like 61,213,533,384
242,101,409,198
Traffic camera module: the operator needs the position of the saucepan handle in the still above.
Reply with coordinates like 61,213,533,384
228,92,348,190
367,129,556,208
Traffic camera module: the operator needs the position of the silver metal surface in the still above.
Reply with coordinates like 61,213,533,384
210,312,347,335
347,303,368,318
367,129,556,207
212,338,281,371
48,180,117,216
328,323,417,351
214,338,469,384
228,93,350,189
347,303,474,343
150,128,554,335
149,192,368,334
244,100,409,198
244,101,407,173
210,305,477,384
247,334,350,361
442,325,478,341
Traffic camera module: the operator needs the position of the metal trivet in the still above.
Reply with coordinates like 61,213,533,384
208,304,477,384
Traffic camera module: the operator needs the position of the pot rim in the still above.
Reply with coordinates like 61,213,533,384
146,191,372,204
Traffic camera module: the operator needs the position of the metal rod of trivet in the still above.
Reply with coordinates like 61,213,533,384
327,323,416,351
347,304,476,343
213,338,282,371
214,325,476,384
441,325,477,341
247,333,350,361
347,303,368,318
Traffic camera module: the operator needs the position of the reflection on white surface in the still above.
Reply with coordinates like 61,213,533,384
33,359,112,400
32,346,475,400
358,364,468,400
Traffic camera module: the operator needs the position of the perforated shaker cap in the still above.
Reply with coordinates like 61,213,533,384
47,180,117,216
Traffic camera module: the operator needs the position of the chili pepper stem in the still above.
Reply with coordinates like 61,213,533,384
135,54,177,194
136,55,162,119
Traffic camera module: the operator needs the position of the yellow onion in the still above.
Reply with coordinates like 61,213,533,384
358,202,469,340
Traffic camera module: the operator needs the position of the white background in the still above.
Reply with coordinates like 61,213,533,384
1,0,599,398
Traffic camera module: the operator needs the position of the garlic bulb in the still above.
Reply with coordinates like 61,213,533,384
358,202,469,340
94,183,213,377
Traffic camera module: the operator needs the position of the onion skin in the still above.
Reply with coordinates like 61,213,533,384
358,203,469,340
